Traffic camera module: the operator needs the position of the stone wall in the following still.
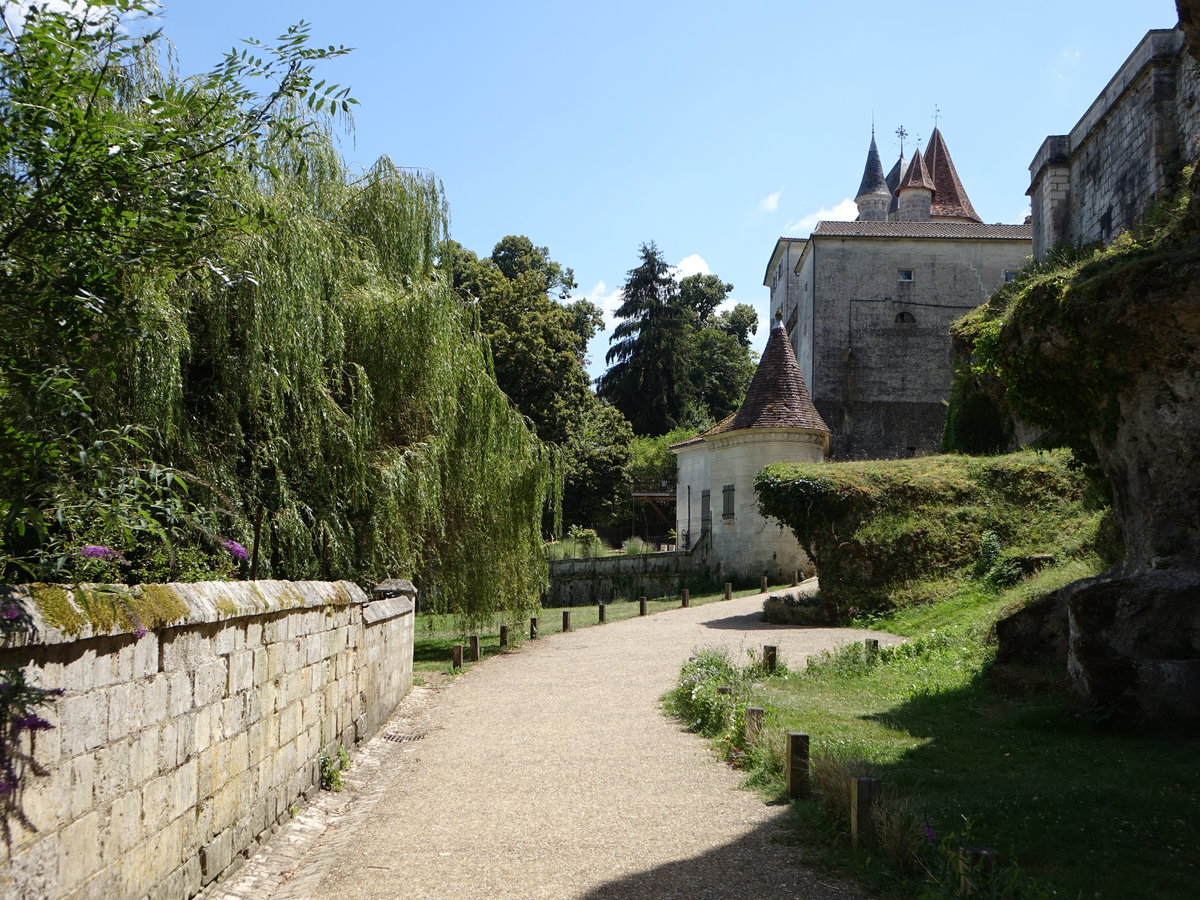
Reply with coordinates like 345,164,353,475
804,234,1031,459
1029,28,1200,259
546,533,715,606
0,579,414,899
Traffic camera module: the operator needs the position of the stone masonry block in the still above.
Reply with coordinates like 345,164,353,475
167,670,193,718
60,647,97,694
200,830,232,882
157,718,177,776
212,624,235,657
142,772,172,833
193,659,227,707
245,620,263,649
92,738,130,808
252,647,268,686
170,759,198,824
227,650,255,695
131,634,159,679
57,811,100,895
106,789,142,856
160,629,212,672
58,692,108,756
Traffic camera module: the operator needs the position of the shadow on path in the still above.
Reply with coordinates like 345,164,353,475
579,815,859,900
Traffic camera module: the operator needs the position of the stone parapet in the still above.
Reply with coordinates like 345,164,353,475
0,579,414,899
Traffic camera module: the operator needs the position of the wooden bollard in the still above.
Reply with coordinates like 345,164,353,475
499,625,509,648
530,617,538,640
745,706,764,744
763,645,778,674
562,610,571,632
760,575,768,594
850,776,882,850
865,638,879,660
716,686,731,695
724,582,732,601
785,732,809,799
681,588,690,608
468,634,480,662
791,569,799,587
639,596,648,616
598,603,607,624
451,644,463,669
958,847,1003,896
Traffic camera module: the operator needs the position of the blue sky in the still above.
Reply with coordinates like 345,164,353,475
160,0,1181,377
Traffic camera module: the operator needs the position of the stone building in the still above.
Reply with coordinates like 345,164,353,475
766,128,1032,459
671,317,829,581
1029,27,1200,260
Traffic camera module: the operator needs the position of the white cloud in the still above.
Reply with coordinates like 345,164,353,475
672,253,711,279
1054,49,1081,81
584,279,624,318
759,190,782,212
785,197,858,235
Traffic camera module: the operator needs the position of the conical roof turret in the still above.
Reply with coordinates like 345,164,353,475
707,316,829,435
923,127,981,222
898,147,935,192
855,133,891,201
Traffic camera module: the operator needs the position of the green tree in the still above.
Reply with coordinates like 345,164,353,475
598,242,692,435
445,237,631,529
678,273,734,323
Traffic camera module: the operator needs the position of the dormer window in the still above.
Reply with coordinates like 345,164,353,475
897,268,914,282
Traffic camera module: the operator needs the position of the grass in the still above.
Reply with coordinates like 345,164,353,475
411,584,770,678
663,562,1200,897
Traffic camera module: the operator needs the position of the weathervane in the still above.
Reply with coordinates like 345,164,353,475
895,125,908,156
933,104,941,128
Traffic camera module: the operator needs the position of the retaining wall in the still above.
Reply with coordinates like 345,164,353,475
0,579,414,900
547,533,715,606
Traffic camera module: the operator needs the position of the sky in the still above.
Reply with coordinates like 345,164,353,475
157,0,1182,378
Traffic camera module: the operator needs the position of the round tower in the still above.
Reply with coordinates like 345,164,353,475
896,146,934,223
854,132,892,222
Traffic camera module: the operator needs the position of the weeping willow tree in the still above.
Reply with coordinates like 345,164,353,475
0,3,552,628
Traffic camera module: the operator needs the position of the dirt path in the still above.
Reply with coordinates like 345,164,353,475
207,584,902,900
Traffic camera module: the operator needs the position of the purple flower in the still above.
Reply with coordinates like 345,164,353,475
1,607,20,619
132,624,148,640
223,539,249,562
923,819,937,844
0,778,14,795
80,545,117,560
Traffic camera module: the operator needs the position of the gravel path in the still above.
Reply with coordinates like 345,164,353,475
208,583,902,900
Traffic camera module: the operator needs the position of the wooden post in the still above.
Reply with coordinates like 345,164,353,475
499,625,509,648
724,582,732,601
451,644,463,669
785,733,809,799
530,617,538,640
958,847,1002,896
639,596,648,616
760,575,768,594
850,776,882,850
562,610,571,632
468,635,480,662
745,707,764,744
716,686,731,695
791,569,799,587
681,588,690,608
865,638,879,660
321,528,331,581
598,603,607,624
249,505,265,580
763,645,778,674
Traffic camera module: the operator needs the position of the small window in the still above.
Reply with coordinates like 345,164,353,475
895,311,916,324
721,484,735,519
897,268,914,282
1003,270,1018,283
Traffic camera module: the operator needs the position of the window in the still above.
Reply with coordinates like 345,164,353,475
897,268,914,282
721,484,735,519
895,311,916,324
1003,270,1018,283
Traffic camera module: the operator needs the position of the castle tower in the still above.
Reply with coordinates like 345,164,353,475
854,132,892,222
885,152,907,221
896,146,934,222
923,127,982,222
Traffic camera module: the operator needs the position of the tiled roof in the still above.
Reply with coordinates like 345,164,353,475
898,147,935,192
706,320,829,436
811,221,1032,240
855,134,891,200
885,154,906,214
924,127,981,222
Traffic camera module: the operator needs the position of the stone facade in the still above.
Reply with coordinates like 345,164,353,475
1029,28,1200,259
767,125,1033,460
772,223,1032,459
0,579,414,900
